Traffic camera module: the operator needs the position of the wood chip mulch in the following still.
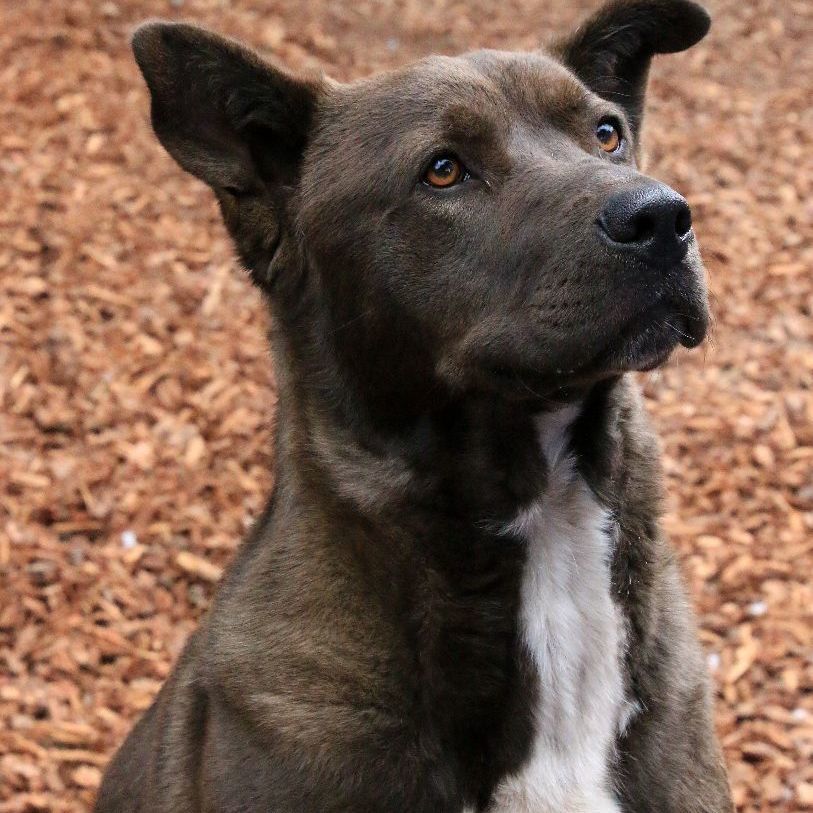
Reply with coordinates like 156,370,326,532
1,0,810,810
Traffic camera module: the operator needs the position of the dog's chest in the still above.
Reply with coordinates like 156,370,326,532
487,410,627,813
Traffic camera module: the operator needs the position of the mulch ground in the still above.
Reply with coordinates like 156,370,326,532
1,0,811,810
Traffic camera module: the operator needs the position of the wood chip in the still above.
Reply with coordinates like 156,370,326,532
176,552,223,583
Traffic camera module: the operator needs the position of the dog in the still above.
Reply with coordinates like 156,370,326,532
95,1,734,810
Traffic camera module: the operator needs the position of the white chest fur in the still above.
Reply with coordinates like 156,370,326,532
487,406,628,813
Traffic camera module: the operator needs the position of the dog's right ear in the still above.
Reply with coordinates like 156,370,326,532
554,0,710,140
131,22,321,196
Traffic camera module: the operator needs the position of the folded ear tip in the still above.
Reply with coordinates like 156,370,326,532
668,0,711,48
688,1,712,43
654,0,712,51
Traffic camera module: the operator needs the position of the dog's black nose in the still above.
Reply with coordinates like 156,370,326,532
597,184,693,264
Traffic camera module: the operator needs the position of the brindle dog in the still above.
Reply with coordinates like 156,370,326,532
96,1,734,810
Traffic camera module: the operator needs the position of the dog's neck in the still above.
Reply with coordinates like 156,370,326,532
269,313,620,532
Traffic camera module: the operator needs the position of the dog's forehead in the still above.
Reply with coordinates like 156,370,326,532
326,49,588,136
464,49,588,112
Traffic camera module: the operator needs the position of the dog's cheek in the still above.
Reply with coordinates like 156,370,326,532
373,205,488,335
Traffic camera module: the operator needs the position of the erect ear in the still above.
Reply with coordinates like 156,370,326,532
554,0,710,138
131,21,322,195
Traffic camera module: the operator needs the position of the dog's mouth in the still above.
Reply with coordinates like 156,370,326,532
597,297,708,373
445,281,709,402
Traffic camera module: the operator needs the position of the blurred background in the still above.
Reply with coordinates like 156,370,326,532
1,0,811,810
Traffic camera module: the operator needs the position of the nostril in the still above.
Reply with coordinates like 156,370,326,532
631,213,656,243
675,205,692,239
598,210,655,245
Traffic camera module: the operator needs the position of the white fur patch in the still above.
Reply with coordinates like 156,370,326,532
486,405,627,813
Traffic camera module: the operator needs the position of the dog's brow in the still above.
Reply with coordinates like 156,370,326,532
473,54,591,126
529,72,589,117
441,105,499,146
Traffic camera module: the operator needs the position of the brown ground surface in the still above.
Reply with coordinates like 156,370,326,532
1,0,811,810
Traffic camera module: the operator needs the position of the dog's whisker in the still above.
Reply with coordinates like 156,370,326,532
331,308,377,335
663,319,693,342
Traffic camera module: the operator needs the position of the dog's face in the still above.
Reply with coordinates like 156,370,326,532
133,0,711,407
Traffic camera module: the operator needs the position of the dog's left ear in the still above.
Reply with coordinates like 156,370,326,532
555,0,710,138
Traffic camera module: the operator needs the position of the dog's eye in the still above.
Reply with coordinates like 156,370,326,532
596,120,622,153
423,155,466,188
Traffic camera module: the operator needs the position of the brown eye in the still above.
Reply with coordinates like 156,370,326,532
424,155,464,187
596,121,622,153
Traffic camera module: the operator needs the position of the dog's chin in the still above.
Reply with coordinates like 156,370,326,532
602,324,679,373
446,294,708,404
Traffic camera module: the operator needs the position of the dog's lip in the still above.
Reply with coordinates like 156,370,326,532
596,297,707,373
625,298,705,348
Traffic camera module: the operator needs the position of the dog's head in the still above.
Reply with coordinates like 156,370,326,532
133,0,711,413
